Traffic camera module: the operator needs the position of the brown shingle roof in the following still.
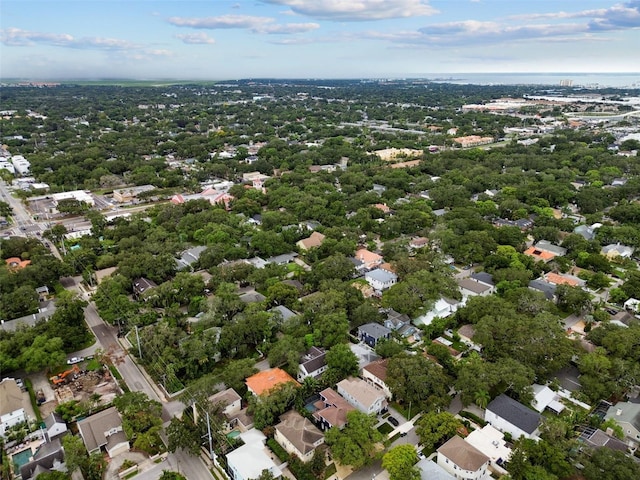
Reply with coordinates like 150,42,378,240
438,436,489,472
276,411,323,456
363,358,388,382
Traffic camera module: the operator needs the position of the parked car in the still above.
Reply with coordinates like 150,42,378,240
389,416,399,427
15,378,25,390
66,356,84,365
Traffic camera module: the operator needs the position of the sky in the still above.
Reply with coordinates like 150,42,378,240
1,0,639,80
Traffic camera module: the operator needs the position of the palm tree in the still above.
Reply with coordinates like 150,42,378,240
474,389,491,410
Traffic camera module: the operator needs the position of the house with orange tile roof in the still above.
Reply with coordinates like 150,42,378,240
5,257,31,270
374,203,392,214
544,272,585,288
245,368,300,396
524,247,556,263
296,231,326,251
355,248,383,270
524,240,567,263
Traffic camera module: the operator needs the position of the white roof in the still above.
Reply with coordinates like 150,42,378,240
465,425,512,463
227,429,282,480
531,384,557,413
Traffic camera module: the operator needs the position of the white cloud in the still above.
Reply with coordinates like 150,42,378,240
168,14,319,34
175,32,216,44
1,27,137,50
260,0,437,21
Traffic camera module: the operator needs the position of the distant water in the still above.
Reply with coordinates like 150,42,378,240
426,73,640,88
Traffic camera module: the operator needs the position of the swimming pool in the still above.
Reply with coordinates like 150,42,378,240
12,448,33,474
226,430,241,440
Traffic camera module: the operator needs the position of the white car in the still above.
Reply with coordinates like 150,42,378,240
66,356,84,365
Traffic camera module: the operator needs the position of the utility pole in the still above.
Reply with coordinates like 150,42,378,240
135,325,142,359
206,412,216,463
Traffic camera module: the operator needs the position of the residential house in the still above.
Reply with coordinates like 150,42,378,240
265,253,298,265
524,240,567,263
357,323,392,348
374,203,392,215
208,388,242,418
0,378,27,437
457,324,482,352
336,377,388,415
417,458,455,480
470,272,495,288
437,435,491,480
5,257,31,270
361,359,392,399
528,279,557,301
297,347,327,382
543,272,585,288
382,308,417,338
531,384,565,414
458,278,493,298
354,248,383,270
274,411,324,463
604,402,640,446
409,237,429,250
578,427,629,452
112,185,155,203
297,231,326,251
364,268,398,292
175,245,207,271
239,290,267,304
313,388,355,430
132,277,158,299
413,298,460,327
19,438,66,480
465,425,511,476
269,305,298,323
623,298,640,314
77,406,130,458
43,412,67,441
246,368,300,396
574,224,599,241
485,394,541,440
350,343,381,370
226,429,282,480
601,243,635,260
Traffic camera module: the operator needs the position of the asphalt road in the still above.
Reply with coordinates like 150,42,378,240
63,277,213,480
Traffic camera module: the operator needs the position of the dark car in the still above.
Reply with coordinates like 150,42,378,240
388,417,399,427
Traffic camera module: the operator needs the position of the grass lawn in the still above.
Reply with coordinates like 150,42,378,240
377,423,394,435
86,359,102,371
324,463,337,479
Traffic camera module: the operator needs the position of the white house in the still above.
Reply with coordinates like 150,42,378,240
364,268,398,292
361,359,392,399
336,377,388,415
208,388,242,418
0,378,27,437
437,435,490,480
531,384,565,414
226,429,282,480
485,394,541,440
43,412,67,441
413,298,460,327
465,425,511,476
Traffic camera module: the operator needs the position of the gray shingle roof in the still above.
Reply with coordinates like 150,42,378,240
487,394,541,434
358,322,392,339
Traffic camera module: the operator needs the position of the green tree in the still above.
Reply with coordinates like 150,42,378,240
159,471,187,480
382,444,420,480
415,411,463,451
324,410,382,469
386,353,451,411
324,343,359,384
